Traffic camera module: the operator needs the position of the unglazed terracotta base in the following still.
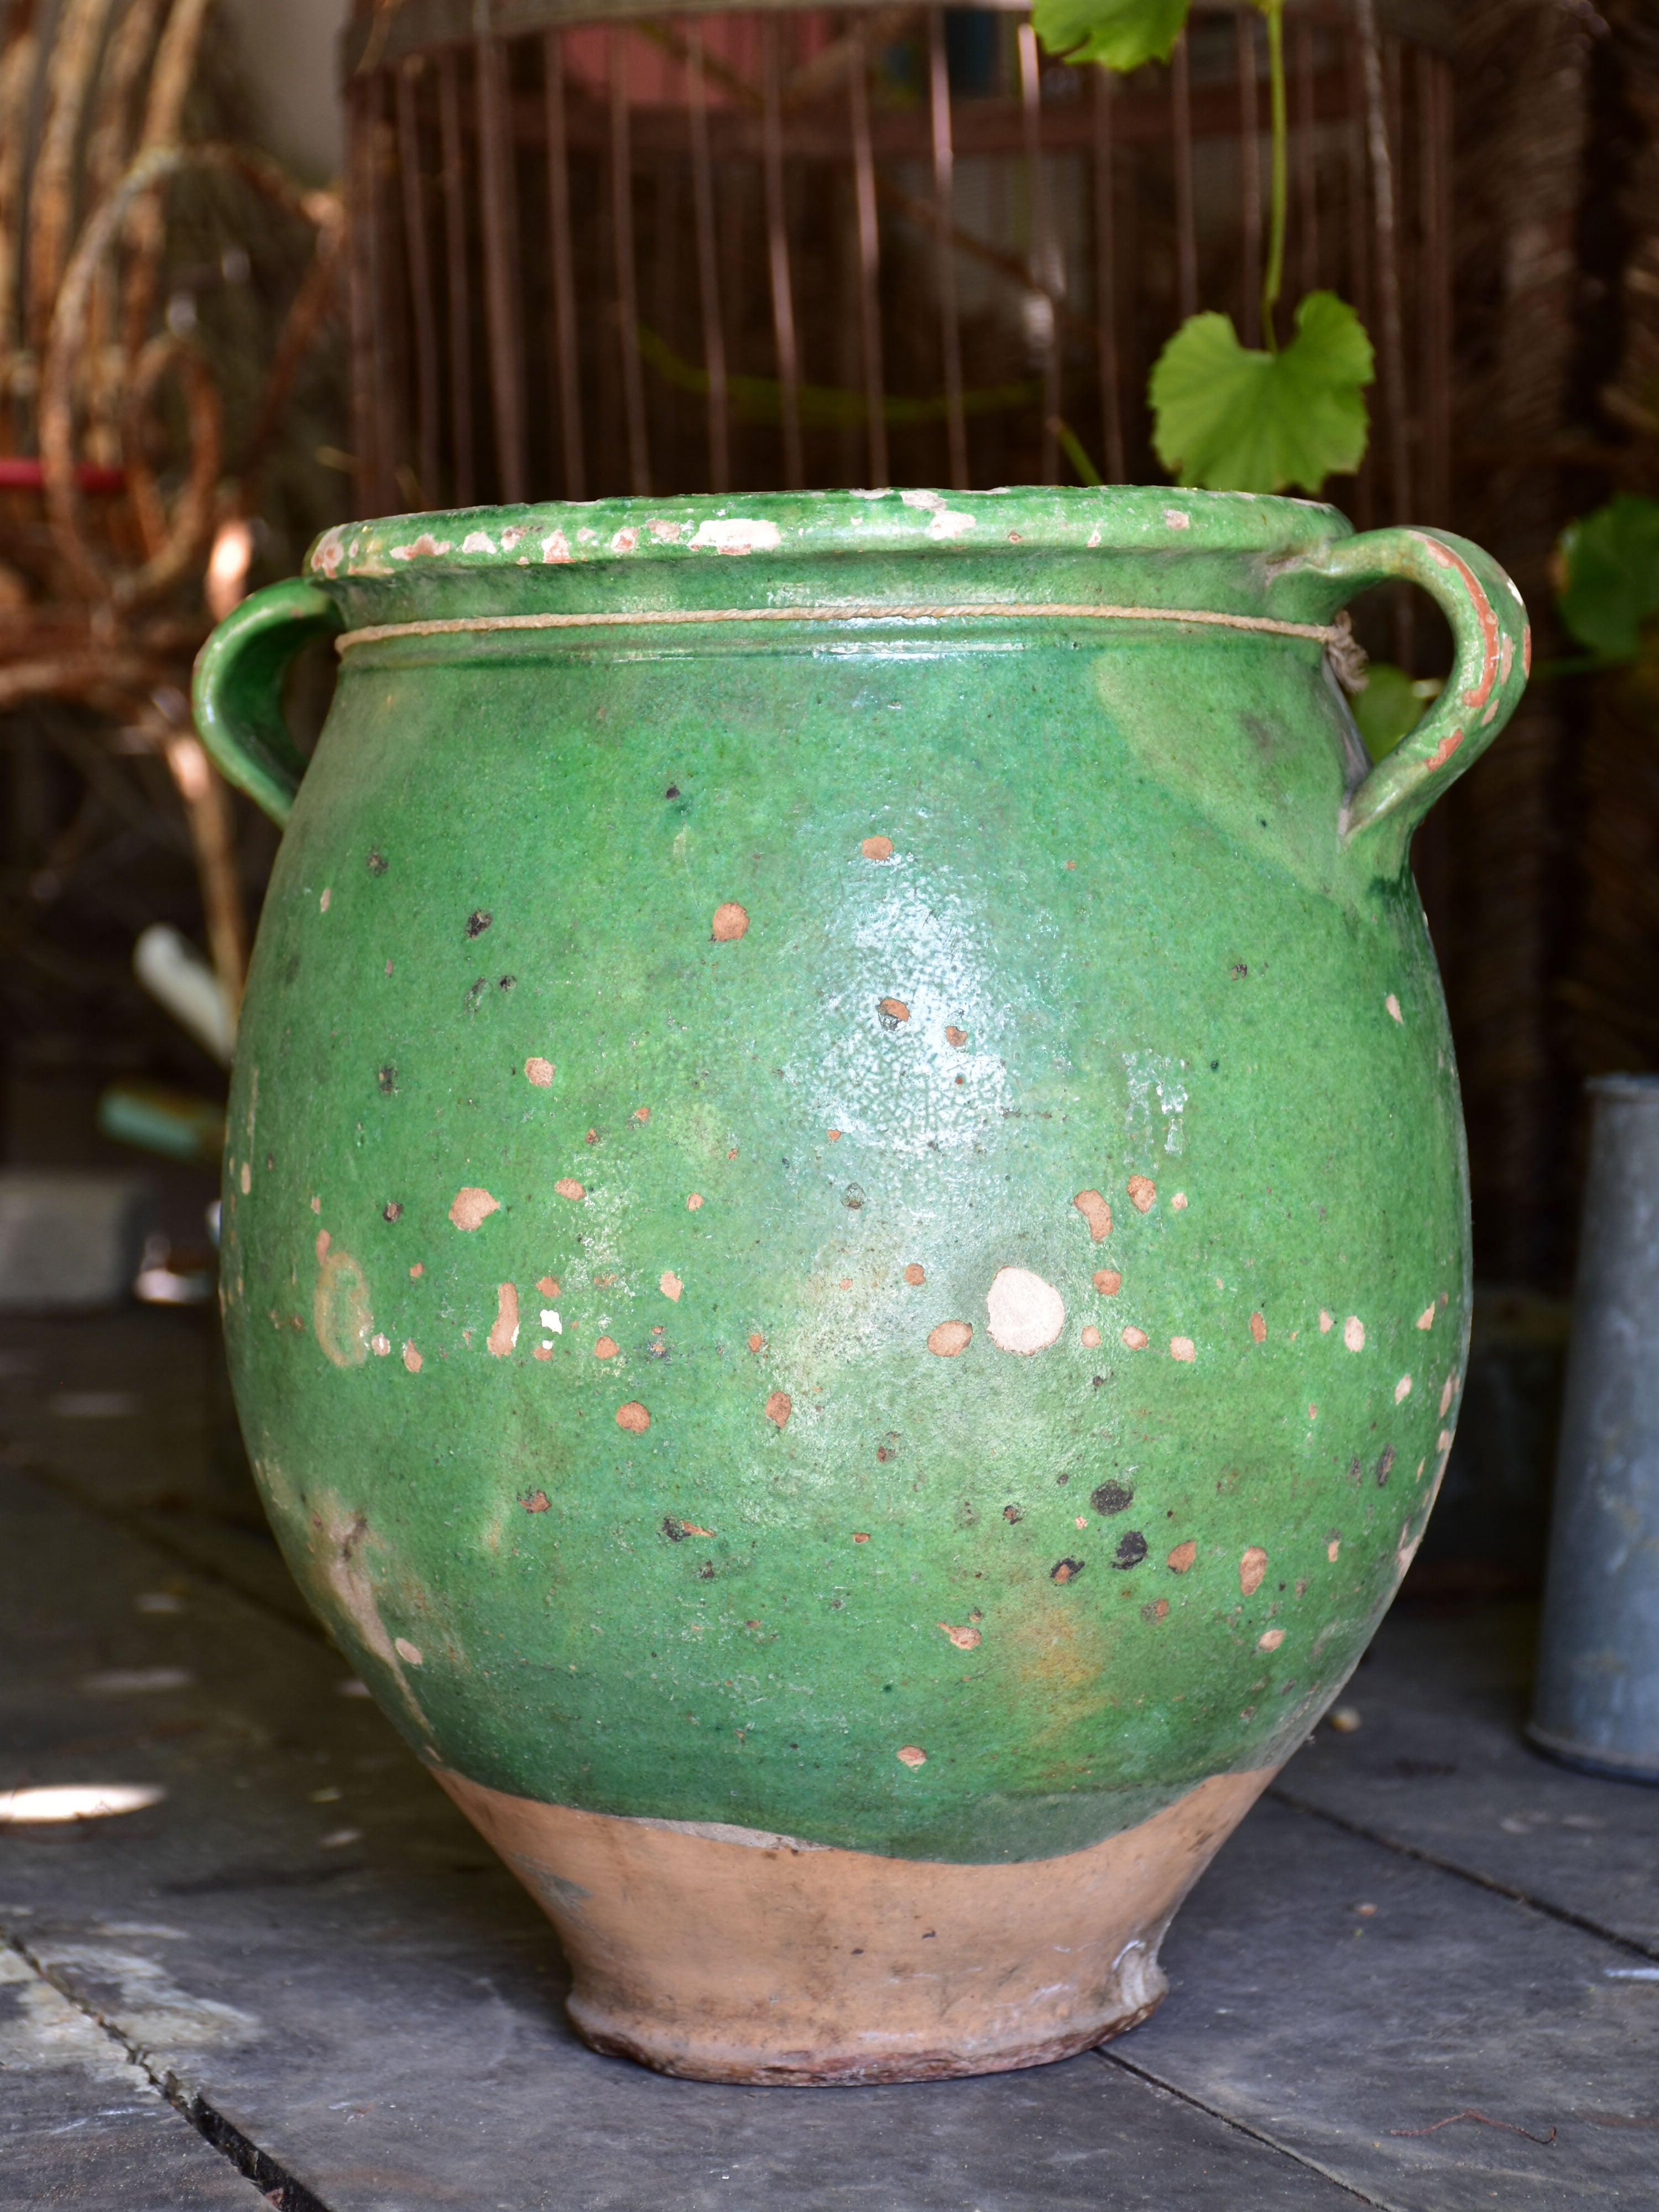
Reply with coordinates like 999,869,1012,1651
436,1764,1276,2084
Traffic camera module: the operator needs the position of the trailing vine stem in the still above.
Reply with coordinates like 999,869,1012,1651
1259,0,1287,352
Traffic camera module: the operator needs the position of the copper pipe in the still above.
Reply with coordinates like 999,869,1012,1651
1237,8,1261,347
686,23,729,493
928,11,967,489
165,731,245,1015
477,35,526,502
1171,31,1197,322
1018,23,1058,484
544,30,585,500
848,25,887,488
761,19,803,489
437,49,474,507
609,29,651,495
1295,10,1318,296
397,60,441,508
1092,66,1124,484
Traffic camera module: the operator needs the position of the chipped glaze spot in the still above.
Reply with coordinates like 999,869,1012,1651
615,1401,651,1433
1121,1325,1150,1350
1327,1538,1340,1562
410,1263,424,1279
1081,1324,1102,1349
632,1106,650,1123
938,1621,981,1650
1170,1337,1196,1363
611,528,640,554
1073,1190,1112,1242
594,1336,619,1360
462,531,494,555
712,902,749,942
879,997,910,1024
902,1264,926,1286
686,1192,703,1211
314,1248,372,1368
403,1342,422,1373
748,1332,764,1352
1385,994,1404,1025
1416,1305,1435,1331
554,1178,585,1203
927,509,975,541
861,835,895,861
985,1267,1065,1355
1250,1312,1267,1344
488,1284,519,1358
240,1161,252,1195
1343,1315,1365,1352
1093,1269,1122,1295
450,1187,500,1230
944,1025,967,1047
1164,509,1192,530
927,1319,973,1357
1239,1546,1268,1596
310,525,346,577
394,1637,424,1665
660,1270,683,1301
319,887,331,912
540,1310,561,1332
1126,1175,1156,1213
1168,1540,1197,1573
524,1057,555,1087
1394,1374,1412,1404
541,529,571,563
1171,1193,1188,1210
533,1347,553,1362
1439,1376,1455,1416
765,1390,792,1428
538,1275,560,1296
1258,1627,1285,1651
390,534,452,562
648,518,683,544
1319,1310,1334,1332
895,1745,927,1768
690,518,781,555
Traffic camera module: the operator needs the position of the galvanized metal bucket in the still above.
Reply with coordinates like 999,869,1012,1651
1530,1076,1659,1785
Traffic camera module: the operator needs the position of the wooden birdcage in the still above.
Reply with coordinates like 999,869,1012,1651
342,0,1452,520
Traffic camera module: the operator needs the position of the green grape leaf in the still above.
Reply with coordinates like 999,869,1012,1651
1556,494,1659,661
1351,662,1431,763
1032,0,1190,71
1150,292,1374,495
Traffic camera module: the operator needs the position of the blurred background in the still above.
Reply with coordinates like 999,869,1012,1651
1,0,1655,1599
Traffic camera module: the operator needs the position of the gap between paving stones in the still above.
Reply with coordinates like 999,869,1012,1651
1097,2047,1406,2212
4,1930,335,2212
1269,1783,1659,1966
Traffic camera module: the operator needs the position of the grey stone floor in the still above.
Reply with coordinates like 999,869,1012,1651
3,1308,1656,2211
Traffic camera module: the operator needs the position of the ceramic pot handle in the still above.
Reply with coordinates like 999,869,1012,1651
1298,527,1531,851
191,578,341,826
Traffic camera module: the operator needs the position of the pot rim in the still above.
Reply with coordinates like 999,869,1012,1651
305,484,1349,590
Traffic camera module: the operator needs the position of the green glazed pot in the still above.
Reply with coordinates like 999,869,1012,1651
195,488,1527,2083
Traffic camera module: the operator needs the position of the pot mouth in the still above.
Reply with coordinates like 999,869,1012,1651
305,484,1347,592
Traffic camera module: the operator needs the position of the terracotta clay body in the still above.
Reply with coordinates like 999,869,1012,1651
195,489,1528,2082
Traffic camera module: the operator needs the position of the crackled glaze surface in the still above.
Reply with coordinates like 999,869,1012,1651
202,488,1528,1872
